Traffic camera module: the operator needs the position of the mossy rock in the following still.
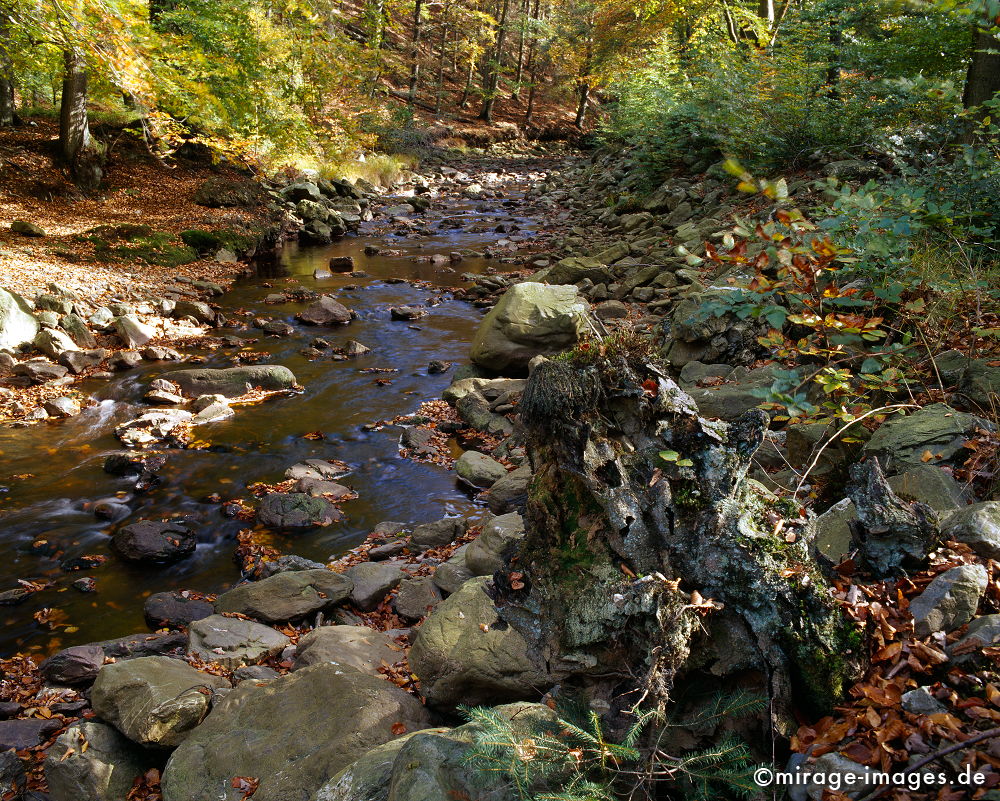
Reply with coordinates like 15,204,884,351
89,229,199,267
180,228,258,255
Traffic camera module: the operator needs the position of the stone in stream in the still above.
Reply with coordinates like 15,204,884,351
0,288,40,351
115,409,193,447
262,319,294,336
43,396,81,418
40,644,105,686
329,256,355,272
294,478,353,500
257,492,343,529
409,576,549,709
292,625,400,675
284,459,350,482
90,656,230,747
343,339,370,357
160,664,430,801
112,519,197,564
187,615,290,669
144,591,215,630
214,569,353,623
159,365,297,397
345,562,406,611
410,517,466,549
171,300,215,324
389,305,426,321
454,450,507,489
113,314,156,348
45,720,151,801
258,554,327,577
297,296,352,326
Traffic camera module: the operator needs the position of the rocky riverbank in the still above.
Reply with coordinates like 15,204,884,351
1,142,999,800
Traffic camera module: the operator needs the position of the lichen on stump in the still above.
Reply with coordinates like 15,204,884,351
491,347,860,734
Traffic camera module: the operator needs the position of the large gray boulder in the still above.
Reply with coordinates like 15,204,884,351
45,720,151,801
112,520,197,564
293,625,401,675
0,288,39,350
346,562,406,611
409,576,549,709
910,564,988,637
312,732,432,801
161,665,430,801
187,614,290,668
160,365,297,398
215,569,353,622
484,465,532,514
90,656,230,747
298,296,352,326
941,502,1000,560
465,513,525,576
455,451,507,489
470,283,586,373
430,546,474,595
257,492,343,529
113,315,156,348
864,404,994,473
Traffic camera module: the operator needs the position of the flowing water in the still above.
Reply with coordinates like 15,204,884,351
0,182,540,657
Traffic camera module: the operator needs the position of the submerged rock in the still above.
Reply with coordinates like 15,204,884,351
257,492,343,529
159,365,297,398
112,520,197,564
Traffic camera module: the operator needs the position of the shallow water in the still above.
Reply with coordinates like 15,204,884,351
0,190,536,657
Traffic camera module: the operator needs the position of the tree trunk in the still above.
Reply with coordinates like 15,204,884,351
826,18,842,97
0,14,15,127
408,0,425,104
59,48,102,190
523,0,541,124
963,27,1000,114
491,357,860,731
460,59,475,108
479,0,511,122
511,0,529,102
433,3,450,116
573,80,589,129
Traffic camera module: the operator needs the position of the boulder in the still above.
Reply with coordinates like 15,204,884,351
45,720,150,801
160,665,430,801
11,220,44,237
282,182,322,203
115,410,193,448
160,365,297,398
455,451,507,489
394,577,443,620
33,328,79,359
431,545,474,595
470,283,586,374
215,569,353,623
293,626,400,675
535,256,614,286
941,502,1000,560
112,520,197,564
43,396,81,418
0,289,39,351
257,492,343,529
172,300,215,324
887,465,964,512
194,177,267,208
144,592,214,630
113,315,156,348
311,732,430,801
910,564,988,637
864,404,994,473
410,517,466,549
187,615,290,669
346,562,406,611
40,645,105,686
298,296,352,326
0,750,25,799
0,718,61,750
949,614,1000,663
409,577,549,708
484,465,532,514
90,656,230,747
13,358,68,383
466,513,525,576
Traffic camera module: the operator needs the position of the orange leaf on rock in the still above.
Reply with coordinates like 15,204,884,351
391,722,407,735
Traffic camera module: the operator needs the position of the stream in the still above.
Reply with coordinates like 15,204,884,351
0,164,546,657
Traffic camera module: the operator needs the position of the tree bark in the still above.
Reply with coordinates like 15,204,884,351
479,0,511,122
573,80,589,129
511,0,529,102
408,0,425,104
0,13,15,127
59,48,102,190
963,27,1000,114
433,2,451,116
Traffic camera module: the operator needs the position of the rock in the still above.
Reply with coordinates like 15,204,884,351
409,576,549,709
941,502,1000,560
263,319,294,336
258,555,327,577
296,478,353,499
112,520,197,564
442,376,525,404
901,687,946,716
484,465,532,514
466,513,524,576
160,664,430,801
40,645,105,686
329,256,355,272
864,403,994,473
431,546,474,595
192,401,234,424
145,388,185,405
172,300,215,324
45,720,150,801
298,296,352,326
411,517,466,549
33,327,79,360
0,289,40,351
113,315,156,348
282,181,322,202
345,562,406,611
115,409,193,447
949,614,1000,663
958,359,1000,407
594,299,628,320
160,365,297,397
0,750,25,799
93,631,187,660
13,358,67,383
232,665,279,683
470,282,586,374
684,364,778,421
311,732,427,801
887,465,964,512
284,459,350,481
428,359,451,374
0,718,61,751
293,626,400,675
343,339,371,357
59,313,97,348
257,492,343,529
11,220,44,237
804,753,875,800
60,348,107,374
536,256,614,286
90,656,229,747
144,592,215,630
814,498,856,562
215,569,353,622
389,306,426,321
455,451,507,489
455,392,513,436
43,396,81,418
187,614,290,669
394,577,443,620
194,177,267,208
909,564,987,637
